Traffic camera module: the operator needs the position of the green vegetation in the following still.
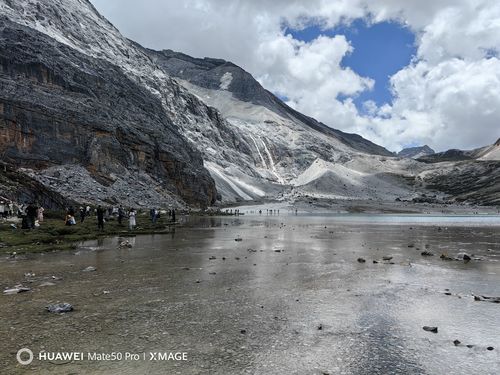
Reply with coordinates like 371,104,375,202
0,212,175,254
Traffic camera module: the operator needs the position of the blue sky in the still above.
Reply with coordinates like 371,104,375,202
286,20,416,112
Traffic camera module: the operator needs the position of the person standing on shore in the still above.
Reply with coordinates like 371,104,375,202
96,205,105,231
37,206,44,223
128,208,136,230
26,203,37,229
171,208,176,223
79,206,85,223
118,205,124,225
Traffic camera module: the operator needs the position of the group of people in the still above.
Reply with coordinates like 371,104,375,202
150,208,176,223
64,205,137,230
0,200,15,219
95,205,136,231
2,199,175,231
3,201,45,229
22,203,44,229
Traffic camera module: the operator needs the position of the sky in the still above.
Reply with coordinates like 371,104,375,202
90,0,500,152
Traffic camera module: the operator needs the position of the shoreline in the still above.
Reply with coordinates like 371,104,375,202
2,199,499,256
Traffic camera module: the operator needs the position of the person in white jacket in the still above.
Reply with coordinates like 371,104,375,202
128,209,136,230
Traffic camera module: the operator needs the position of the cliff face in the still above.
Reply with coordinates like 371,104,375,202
0,17,216,207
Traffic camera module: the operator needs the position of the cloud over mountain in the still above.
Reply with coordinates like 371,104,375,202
90,0,500,151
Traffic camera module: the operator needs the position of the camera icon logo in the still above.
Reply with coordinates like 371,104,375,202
16,348,34,365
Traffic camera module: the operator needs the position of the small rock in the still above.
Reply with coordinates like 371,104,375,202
235,238,243,242
82,266,96,272
274,249,282,253
119,240,133,248
317,324,323,330
440,254,453,261
373,260,379,264
421,251,434,256
423,326,438,333
47,303,73,313
3,287,30,295
382,256,393,261
209,256,216,260
240,329,246,334
487,346,494,351
466,345,474,348
357,258,366,263
453,340,461,346
39,282,56,287
463,254,471,261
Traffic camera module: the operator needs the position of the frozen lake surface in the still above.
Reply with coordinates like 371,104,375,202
1,214,499,374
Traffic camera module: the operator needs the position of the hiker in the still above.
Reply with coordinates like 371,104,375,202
150,208,155,222
26,203,38,229
96,205,105,231
128,208,136,230
0,201,4,220
65,213,76,226
152,208,159,224
8,201,14,217
79,206,85,223
171,208,176,223
37,206,44,222
118,205,125,225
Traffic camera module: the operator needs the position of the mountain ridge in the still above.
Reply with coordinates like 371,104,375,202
0,0,499,207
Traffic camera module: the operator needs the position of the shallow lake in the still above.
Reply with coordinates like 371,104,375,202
1,214,499,374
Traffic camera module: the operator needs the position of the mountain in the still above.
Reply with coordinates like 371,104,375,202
414,139,500,205
398,145,435,159
418,139,500,163
144,48,393,157
142,48,422,202
0,0,411,207
0,0,498,208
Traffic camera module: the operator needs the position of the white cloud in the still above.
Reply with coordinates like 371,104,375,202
90,0,500,152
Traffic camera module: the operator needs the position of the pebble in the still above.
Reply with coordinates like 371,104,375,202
47,303,73,313
423,326,438,333
357,258,366,263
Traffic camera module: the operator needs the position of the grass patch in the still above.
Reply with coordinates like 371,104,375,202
0,212,175,254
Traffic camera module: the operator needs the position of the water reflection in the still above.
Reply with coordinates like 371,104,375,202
0,215,499,374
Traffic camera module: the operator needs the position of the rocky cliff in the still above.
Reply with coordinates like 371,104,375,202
0,1,224,208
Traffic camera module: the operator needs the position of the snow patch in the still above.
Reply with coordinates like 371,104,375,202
205,162,265,200
219,72,233,90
